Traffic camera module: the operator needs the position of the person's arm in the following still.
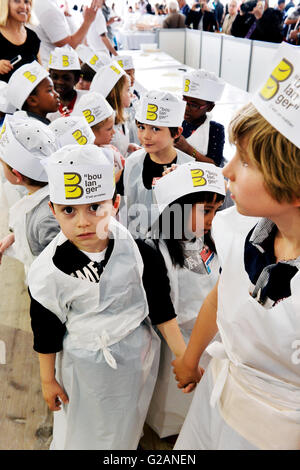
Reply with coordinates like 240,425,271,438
174,135,215,164
157,318,186,358
172,280,219,389
0,233,15,264
0,60,13,75
38,353,69,411
100,33,118,56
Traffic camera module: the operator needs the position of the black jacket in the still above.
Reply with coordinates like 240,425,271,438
186,9,218,32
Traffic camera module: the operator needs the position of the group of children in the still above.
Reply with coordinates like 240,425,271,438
0,39,299,450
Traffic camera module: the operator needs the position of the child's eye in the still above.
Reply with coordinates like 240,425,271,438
137,125,145,130
153,127,161,132
63,206,74,215
90,204,100,212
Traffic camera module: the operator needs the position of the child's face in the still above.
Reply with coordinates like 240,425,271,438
50,200,114,252
182,96,213,123
187,198,223,239
34,77,60,114
92,115,115,146
137,123,175,154
49,69,78,98
126,69,135,88
9,0,31,23
77,77,91,91
120,78,132,109
223,138,293,218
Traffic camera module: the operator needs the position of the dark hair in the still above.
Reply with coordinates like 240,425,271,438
21,85,38,111
241,0,257,13
80,63,96,83
135,120,181,142
150,191,224,267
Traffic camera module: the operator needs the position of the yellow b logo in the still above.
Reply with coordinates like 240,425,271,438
62,55,69,67
0,124,6,138
64,173,83,199
117,59,124,68
191,169,206,187
49,54,52,65
90,55,99,66
110,65,121,75
259,58,293,101
146,104,158,121
23,71,37,83
184,79,190,93
83,109,95,124
72,130,88,145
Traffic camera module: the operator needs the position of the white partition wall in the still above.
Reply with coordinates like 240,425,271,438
158,29,186,64
185,29,201,69
200,32,222,75
248,40,279,93
220,36,252,91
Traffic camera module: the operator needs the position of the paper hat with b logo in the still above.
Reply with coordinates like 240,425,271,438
153,162,226,214
0,82,16,114
116,55,134,71
49,45,81,71
0,115,58,182
183,69,225,102
76,44,111,72
7,61,49,110
90,61,126,98
49,116,96,148
43,144,115,204
135,90,186,127
73,91,114,127
252,42,300,149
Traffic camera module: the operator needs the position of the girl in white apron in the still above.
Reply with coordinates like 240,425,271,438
145,162,226,439
172,43,300,450
119,90,193,238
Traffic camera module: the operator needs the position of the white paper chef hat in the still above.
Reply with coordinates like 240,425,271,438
0,82,16,114
153,162,226,214
116,55,134,71
49,45,81,71
90,61,126,97
43,144,115,204
135,90,186,127
7,61,49,110
183,69,225,102
0,115,58,182
252,42,300,149
49,115,95,148
76,44,111,72
73,91,114,127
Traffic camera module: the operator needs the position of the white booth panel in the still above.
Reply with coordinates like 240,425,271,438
158,29,186,64
200,32,222,76
220,36,251,91
185,29,201,69
248,40,279,93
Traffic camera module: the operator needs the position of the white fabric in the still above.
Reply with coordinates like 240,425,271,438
183,69,225,102
28,218,160,449
73,91,114,127
110,122,130,157
117,55,134,71
252,42,300,149
87,8,108,54
76,44,111,71
49,45,81,71
186,113,212,156
49,116,95,147
0,82,16,114
32,0,71,67
153,161,225,214
90,61,126,98
135,90,186,127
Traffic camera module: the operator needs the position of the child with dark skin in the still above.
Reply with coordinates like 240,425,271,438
23,76,60,121
49,69,81,116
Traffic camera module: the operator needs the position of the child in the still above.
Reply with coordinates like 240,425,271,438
90,61,140,157
48,45,87,121
49,115,96,148
175,69,225,167
146,161,226,440
119,90,193,238
73,90,125,182
27,144,187,450
0,115,59,275
76,44,111,90
7,61,60,125
172,43,300,450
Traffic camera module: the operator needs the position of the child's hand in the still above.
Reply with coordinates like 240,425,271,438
172,356,203,390
41,379,69,411
0,233,15,264
174,135,193,155
127,143,142,154
162,164,178,177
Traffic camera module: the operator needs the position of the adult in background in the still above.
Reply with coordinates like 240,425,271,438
222,0,238,34
231,1,257,38
213,0,224,30
102,0,120,51
186,2,218,31
178,0,190,16
32,0,99,68
87,0,118,57
162,1,186,27
0,0,40,83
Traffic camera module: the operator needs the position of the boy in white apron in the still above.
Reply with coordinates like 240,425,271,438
7,61,60,126
172,43,300,450
0,115,59,276
175,69,225,167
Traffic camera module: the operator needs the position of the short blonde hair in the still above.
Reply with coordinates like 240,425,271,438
228,102,300,204
0,0,34,26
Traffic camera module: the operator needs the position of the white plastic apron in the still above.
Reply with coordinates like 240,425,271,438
5,185,50,278
110,122,130,158
28,217,160,450
121,149,193,237
186,114,212,156
206,207,300,450
146,239,220,438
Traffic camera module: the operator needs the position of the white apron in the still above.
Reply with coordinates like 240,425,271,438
110,122,130,158
176,207,300,450
146,239,220,438
28,218,160,450
5,185,50,278
186,114,212,156
121,149,193,237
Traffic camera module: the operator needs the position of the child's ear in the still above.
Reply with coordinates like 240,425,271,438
207,103,215,113
112,194,121,216
26,95,39,109
11,169,24,184
48,201,56,216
